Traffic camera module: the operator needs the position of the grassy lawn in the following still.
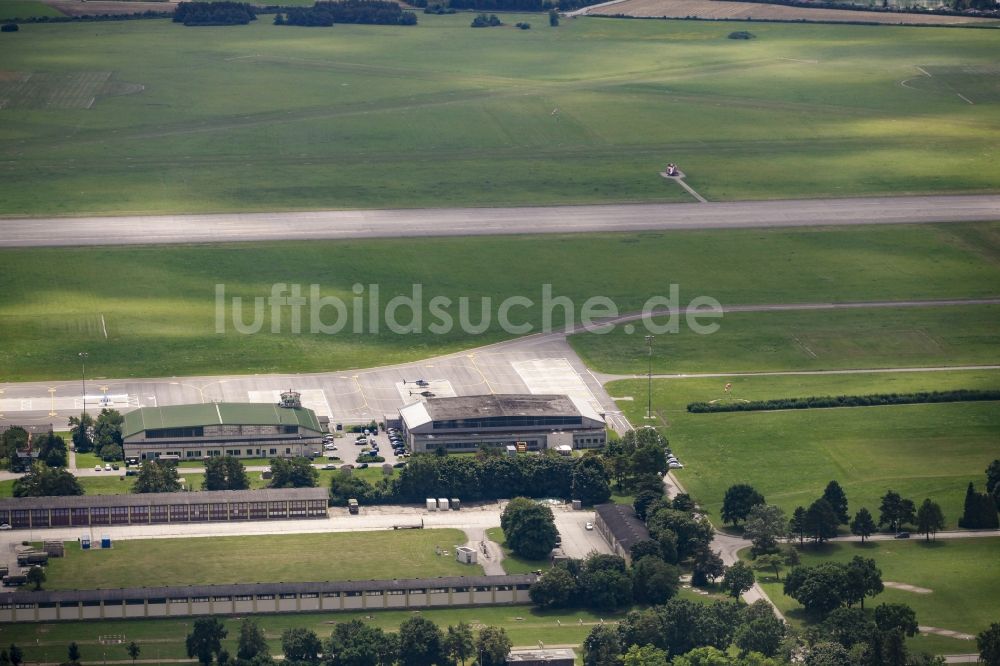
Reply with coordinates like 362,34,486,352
0,604,630,663
73,452,104,470
571,304,1000,375
0,18,997,216
608,369,1000,529
2,222,999,381
43,529,479,590
486,527,549,574
0,472,273,496
751,538,1000,654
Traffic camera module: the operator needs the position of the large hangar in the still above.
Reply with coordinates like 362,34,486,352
398,394,606,454
123,399,325,462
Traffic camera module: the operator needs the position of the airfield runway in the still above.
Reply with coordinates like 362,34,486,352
2,195,1000,247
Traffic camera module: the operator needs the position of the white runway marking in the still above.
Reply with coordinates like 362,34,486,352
247,389,333,418
395,379,456,404
512,358,602,413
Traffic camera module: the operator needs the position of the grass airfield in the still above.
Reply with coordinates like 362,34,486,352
609,369,1000,529
0,16,997,215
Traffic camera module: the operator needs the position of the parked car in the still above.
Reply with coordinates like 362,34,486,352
895,531,911,539
104,463,112,471
357,463,369,469
585,522,594,530
111,463,120,470
0,524,12,530
668,461,684,469
322,464,337,470
94,465,102,472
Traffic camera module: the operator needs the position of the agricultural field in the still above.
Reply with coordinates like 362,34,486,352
0,0,63,19
752,538,1000,656
41,529,479,589
571,303,1000,375
2,221,999,381
608,369,1000,528
0,17,998,215
589,0,994,24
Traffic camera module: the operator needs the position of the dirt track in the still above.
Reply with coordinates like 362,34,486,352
41,0,176,16
585,0,993,24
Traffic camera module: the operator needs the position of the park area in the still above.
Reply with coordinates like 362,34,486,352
0,16,997,215
40,529,479,589
2,221,999,382
608,369,1000,529
752,538,1000,655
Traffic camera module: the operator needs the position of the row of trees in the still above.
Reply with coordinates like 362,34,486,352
173,1,257,25
185,615,512,666
130,456,317,494
275,0,417,26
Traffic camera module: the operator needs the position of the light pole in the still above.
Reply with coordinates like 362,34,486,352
645,335,654,419
78,352,89,416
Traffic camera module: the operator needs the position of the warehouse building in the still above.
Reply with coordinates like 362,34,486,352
123,394,324,462
0,574,537,623
398,394,606,454
593,503,652,566
0,488,329,529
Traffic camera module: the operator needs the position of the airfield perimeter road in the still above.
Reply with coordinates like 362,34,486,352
2,194,1000,247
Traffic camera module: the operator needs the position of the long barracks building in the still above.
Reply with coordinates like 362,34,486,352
398,394,606,454
0,574,537,623
0,488,329,529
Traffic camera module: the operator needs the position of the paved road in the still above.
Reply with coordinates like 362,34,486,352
2,195,999,247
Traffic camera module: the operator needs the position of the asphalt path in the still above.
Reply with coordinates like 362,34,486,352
2,195,1000,247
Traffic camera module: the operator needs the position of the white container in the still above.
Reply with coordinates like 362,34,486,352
426,498,437,511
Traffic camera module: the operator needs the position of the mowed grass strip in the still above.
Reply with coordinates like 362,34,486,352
0,18,998,214
753,538,1000,644
2,222,999,381
609,369,1000,529
43,529,479,589
0,0,63,19
571,304,1000,375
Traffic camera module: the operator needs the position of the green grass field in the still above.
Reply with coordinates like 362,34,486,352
42,529,480,589
752,538,1000,655
571,304,1000,375
608,369,1000,529
2,222,999,381
0,17,997,215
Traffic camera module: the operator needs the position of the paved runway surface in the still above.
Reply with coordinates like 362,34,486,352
2,195,999,246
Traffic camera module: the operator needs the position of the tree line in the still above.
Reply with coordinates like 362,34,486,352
687,389,1000,413
408,0,603,12
334,449,612,506
173,1,258,25
275,1,417,27
183,615,512,666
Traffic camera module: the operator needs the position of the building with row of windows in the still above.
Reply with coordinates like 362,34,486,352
122,398,325,462
593,503,652,566
0,488,329,529
0,574,537,623
398,394,606,454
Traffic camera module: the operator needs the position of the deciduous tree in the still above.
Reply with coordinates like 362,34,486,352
722,561,755,598
843,556,883,609
132,460,181,494
976,622,1000,666
721,484,765,526
878,490,916,533
25,566,45,591
398,616,444,666
475,626,511,666
916,499,945,541
743,504,786,555
13,462,83,497
444,623,474,666
850,508,876,542
582,625,620,666
186,617,227,666
874,603,918,637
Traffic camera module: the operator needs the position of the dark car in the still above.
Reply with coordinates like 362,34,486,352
894,531,910,539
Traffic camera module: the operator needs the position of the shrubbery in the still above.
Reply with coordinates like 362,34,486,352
728,30,754,38
688,389,1000,413
1,23,20,31
173,1,257,25
471,12,503,26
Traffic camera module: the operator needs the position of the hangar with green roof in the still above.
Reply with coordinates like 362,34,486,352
123,400,325,462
